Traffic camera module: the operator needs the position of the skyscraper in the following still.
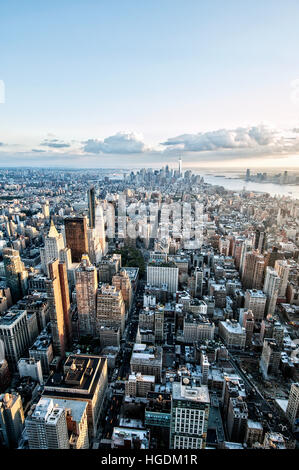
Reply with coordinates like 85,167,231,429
200,354,209,385
241,251,265,290
254,227,267,254
195,267,203,297
0,358,10,393
46,259,71,358
0,392,25,448
3,248,28,304
112,268,132,314
43,355,108,438
40,219,65,276
96,284,125,335
274,260,290,298
58,261,72,348
98,254,121,283
52,398,89,449
154,307,164,343
101,199,115,240
75,254,98,336
87,186,96,229
42,201,50,219
239,238,254,276
244,290,267,324
227,397,248,443
87,227,102,265
263,267,281,316
0,310,31,371
240,310,255,347
170,380,210,449
286,383,299,429
178,157,182,176
260,339,281,379
64,217,88,263
233,237,245,270
95,203,107,256
26,398,70,449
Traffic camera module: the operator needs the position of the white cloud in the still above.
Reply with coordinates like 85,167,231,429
83,132,147,154
161,125,299,154
2,125,299,167
40,138,71,149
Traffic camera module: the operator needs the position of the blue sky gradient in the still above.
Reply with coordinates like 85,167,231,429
1,0,299,168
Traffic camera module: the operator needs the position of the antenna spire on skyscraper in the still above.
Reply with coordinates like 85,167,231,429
178,156,182,176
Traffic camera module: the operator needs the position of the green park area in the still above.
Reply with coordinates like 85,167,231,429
115,246,145,277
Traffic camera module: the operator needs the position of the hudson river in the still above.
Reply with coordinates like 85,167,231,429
199,173,299,200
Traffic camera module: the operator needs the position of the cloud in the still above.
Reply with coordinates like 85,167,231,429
40,138,71,149
82,132,147,154
2,124,299,168
0,142,4,146
161,125,299,155
161,125,283,153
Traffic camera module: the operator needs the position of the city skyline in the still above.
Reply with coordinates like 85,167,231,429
1,1,299,169
1,0,299,457
0,165,298,452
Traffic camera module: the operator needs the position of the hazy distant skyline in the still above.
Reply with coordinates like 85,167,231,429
1,0,299,168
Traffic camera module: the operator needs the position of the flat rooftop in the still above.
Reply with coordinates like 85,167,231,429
29,398,65,425
0,309,26,327
220,320,245,334
128,373,155,383
30,328,52,351
246,289,267,298
112,427,149,449
44,354,106,399
52,398,88,423
123,267,139,281
247,419,263,430
172,382,210,404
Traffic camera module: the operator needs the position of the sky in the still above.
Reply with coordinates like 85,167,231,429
0,0,299,169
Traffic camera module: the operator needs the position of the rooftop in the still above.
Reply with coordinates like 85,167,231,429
128,373,155,383
52,398,88,423
112,427,149,449
247,419,263,430
44,354,106,399
30,327,52,351
246,289,267,298
0,309,27,327
172,381,210,404
28,398,65,425
220,319,246,334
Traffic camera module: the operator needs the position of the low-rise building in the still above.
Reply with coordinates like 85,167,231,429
125,373,155,397
219,320,246,350
18,357,43,384
130,343,163,382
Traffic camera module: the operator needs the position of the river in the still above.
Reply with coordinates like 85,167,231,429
197,172,299,200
